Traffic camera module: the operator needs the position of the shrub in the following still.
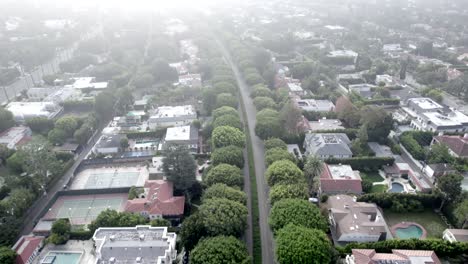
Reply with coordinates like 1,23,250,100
269,199,328,232
204,164,243,188
211,146,244,168
265,160,304,186
269,184,308,205
264,138,287,151
203,183,247,205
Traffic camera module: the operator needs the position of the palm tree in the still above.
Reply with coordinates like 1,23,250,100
304,155,324,195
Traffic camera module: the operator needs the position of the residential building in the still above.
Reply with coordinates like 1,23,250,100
133,98,148,111
6,101,62,122
320,164,362,194
124,180,185,221
345,249,441,264
295,99,335,112
177,73,201,88
0,126,31,149
423,163,457,181
26,87,57,101
148,105,196,129
327,195,389,243
303,133,352,159
338,72,366,84
376,74,396,87
443,229,468,242
70,77,108,90
348,84,376,98
327,50,359,64
43,87,81,103
164,125,198,152
307,118,345,132
93,134,123,154
12,235,44,264
382,43,403,53
404,98,468,132
432,134,468,158
93,225,177,264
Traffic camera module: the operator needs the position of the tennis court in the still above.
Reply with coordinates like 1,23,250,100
43,193,128,225
70,166,148,190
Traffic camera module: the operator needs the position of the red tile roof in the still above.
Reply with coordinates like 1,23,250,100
124,180,185,217
12,235,44,264
351,249,441,264
433,135,468,157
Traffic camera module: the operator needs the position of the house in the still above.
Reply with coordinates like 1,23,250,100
6,101,62,122
348,84,376,98
124,180,185,221
307,118,345,132
70,77,108,90
148,105,196,129
431,134,468,158
12,235,44,264
320,164,362,194
443,229,468,242
382,43,403,53
93,134,123,154
295,99,335,112
345,249,441,264
423,163,457,181
327,50,359,64
303,133,352,159
26,87,57,101
287,82,305,96
43,87,81,103
0,126,31,149
404,98,468,132
93,225,177,264
376,74,396,87
133,98,148,111
164,125,198,153
177,73,201,88
327,195,389,243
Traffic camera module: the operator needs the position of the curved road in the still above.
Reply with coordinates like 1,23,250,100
217,40,275,264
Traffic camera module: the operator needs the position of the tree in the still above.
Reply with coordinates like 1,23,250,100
253,96,276,111
74,125,93,145
150,218,171,227
152,59,178,83
428,144,454,164
269,184,308,205
213,82,237,94
213,106,238,120
179,212,207,251
279,100,303,134
264,138,287,151
88,210,147,233
0,108,14,133
6,153,23,173
55,116,79,137
94,91,116,121
0,217,22,246
212,126,245,149
0,247,16,264
162,146,197,192
212,114,243,130
48,129,67,145
255,110,283,140
202,87,217,114
204,164,243,188
0,145,14,164
454,200,468,228
212,146,244,168
26,117,54,135
120,137,129,150
245,73,264,86
1,188,36,217
128,186,143,200
303,156,324,194
269,199,328,233
265,148,296,166
133,73,154,88
190,236,250,264
276,224,332,264
251,84,274,98
360,106,393,143
198,198,248,237
265,160,305,186
437,174,463,209
48,219,71,245
202,184,247,205
216,93,238,109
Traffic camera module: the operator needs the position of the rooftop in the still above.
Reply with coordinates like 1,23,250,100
151,105,195,119
328,50,358,57
326,164,361,180
350,249,441,264
433,135,468,157
287,82,303,92
12,235,44,264
0,126,31,149
95,134,123,149
304,133,352,156
71,77,108,89
296,99,335,112
6,101,61,120
308,118,344,131
422,110,468,127
407,97,444,110
165,125,193,141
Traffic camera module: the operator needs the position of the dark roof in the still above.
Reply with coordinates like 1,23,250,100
434,135,468,157
428,163,456,172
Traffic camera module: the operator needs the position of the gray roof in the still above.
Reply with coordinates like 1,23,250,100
96,134,123,149
304,133,352,156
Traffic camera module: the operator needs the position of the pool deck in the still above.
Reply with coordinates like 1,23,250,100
391,222,427,239
35,240,96,264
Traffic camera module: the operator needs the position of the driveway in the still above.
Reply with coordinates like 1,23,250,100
217,40,275,264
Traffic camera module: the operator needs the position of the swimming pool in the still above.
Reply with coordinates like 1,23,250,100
389,182,404,193
394,225,423,239
41,252,82,264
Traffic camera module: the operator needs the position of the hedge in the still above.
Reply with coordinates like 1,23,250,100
61,100,95,111
126,129,166,139
337,239,468,258
302,111,338,121
357,193,442,209
69,230,93,240
325,157,395,171
363,98,400,106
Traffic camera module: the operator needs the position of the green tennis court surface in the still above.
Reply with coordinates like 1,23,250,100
84,171,141,189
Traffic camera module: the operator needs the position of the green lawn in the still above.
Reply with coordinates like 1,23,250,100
384,209,448,238
361,172,385,183
371,184,388,193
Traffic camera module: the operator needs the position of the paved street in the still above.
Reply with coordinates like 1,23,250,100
217,40,275,264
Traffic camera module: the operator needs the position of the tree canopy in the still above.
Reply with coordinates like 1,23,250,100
269,198,328,232
265,148,296,166
190,236,250,264
202,184,247,205
211,146,244,168
212,126,245,149
204,164,243,188
264,138,287,151
198,198,248,237
213,106,238,120
265,160,305,186
253,96,276,111
88,210,147,233
162,146,197,192
212,114,243,130
179,212,207,252
216,93,238,109
0,108,14,133
269,184,308,205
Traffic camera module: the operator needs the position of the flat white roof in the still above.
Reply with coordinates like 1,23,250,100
329,50,358,57
165,125,191,141
423,111,468,126
288,83,303,92
408,97,443,110
328,164,361,180
6,101,60,119
153,105,195,119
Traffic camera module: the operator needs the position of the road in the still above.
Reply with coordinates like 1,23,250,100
217,40,275,264
20,124,104,236
0,28,101,105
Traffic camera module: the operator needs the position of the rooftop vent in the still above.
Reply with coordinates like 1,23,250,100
139,234,145,241
136,257,142,263
109,235,115,241
109,257,115,263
